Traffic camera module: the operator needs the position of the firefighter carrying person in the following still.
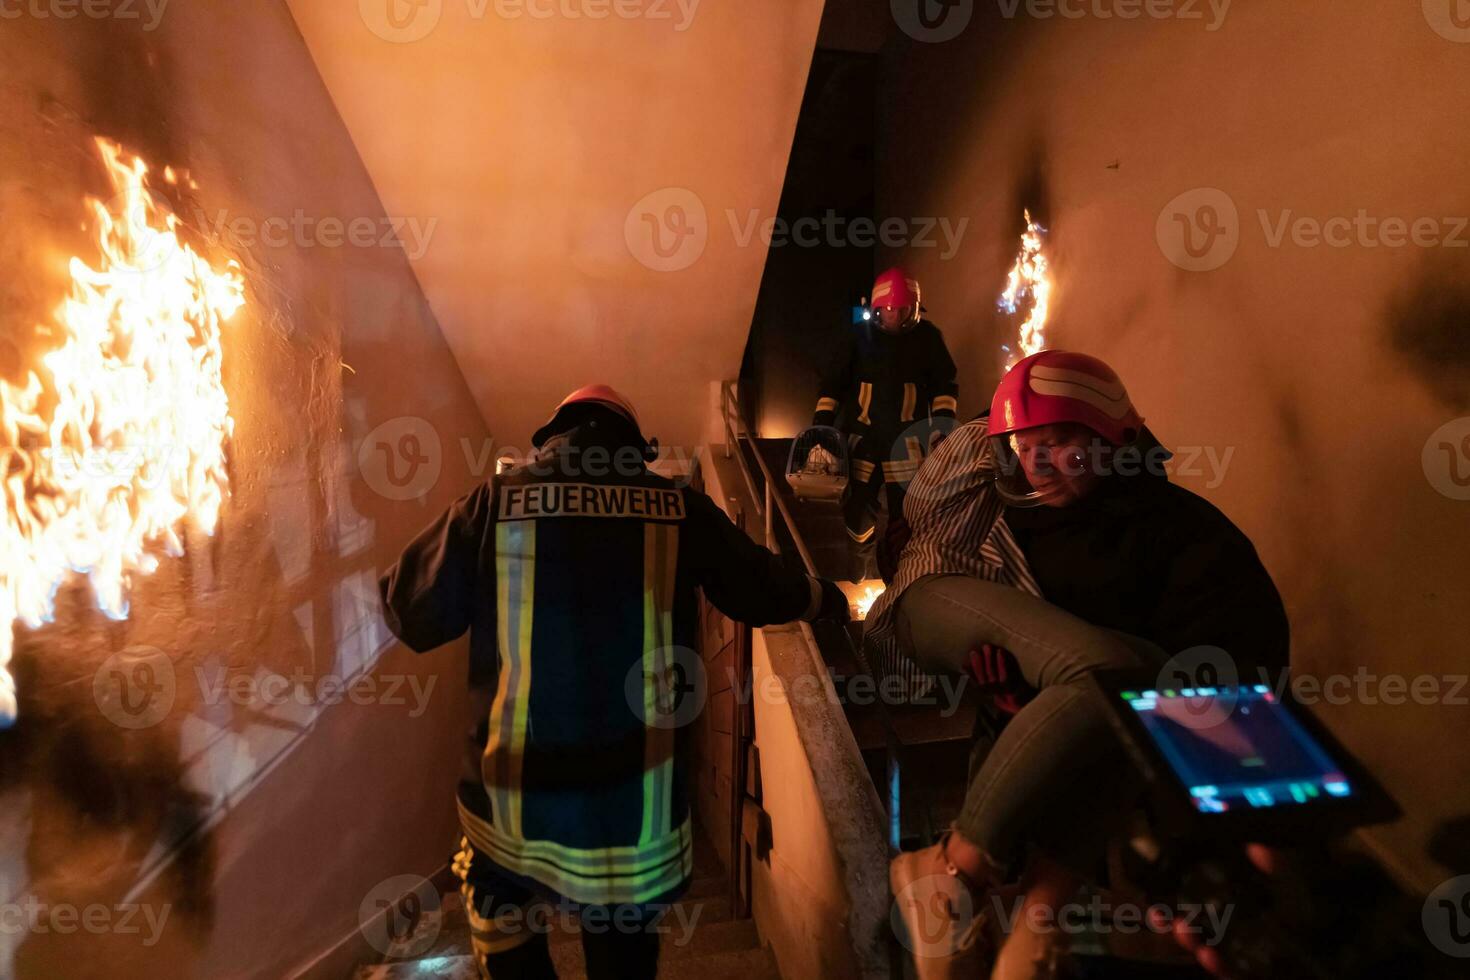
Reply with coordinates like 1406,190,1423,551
379,384,851,980
812,266,959,581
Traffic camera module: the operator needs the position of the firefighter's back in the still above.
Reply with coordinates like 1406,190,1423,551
476,444,696,907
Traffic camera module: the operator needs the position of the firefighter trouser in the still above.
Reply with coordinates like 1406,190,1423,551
893,576,1166,876
453,834,662,980
843,465,906,545
843,444,919,576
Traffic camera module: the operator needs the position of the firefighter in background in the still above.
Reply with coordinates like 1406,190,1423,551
813,267,959,580
380,385,850,980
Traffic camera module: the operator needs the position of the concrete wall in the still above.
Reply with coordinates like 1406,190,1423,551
746,628,882,980
876,2,1470,888
286,0,828,454
0,4,490,976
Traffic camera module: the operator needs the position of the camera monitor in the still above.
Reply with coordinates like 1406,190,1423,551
1092,672,1397,842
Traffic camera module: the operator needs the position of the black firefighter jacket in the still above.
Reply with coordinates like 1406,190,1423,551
813,319,959,482
379,426,823,906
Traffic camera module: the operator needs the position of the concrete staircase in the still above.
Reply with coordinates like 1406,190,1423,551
353,833,778,980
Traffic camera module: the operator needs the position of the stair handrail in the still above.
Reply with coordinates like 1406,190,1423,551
718,382,817,572
718,379,900,979
719,380,920,851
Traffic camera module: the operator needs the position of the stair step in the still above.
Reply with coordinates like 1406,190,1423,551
354,881,751,978
674,894,733,924
684,875,728,900
353,956,479,980
546,922,773,980
404,902,472,963
660,917,760,959
364,919,767,980
662,944,779,980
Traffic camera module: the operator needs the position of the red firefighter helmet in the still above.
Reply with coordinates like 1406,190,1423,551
989,350,1143,445
533,384,645,447
987,350,1146,506
869,267,923,333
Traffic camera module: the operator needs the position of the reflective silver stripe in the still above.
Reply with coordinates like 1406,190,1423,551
857,382,873,426
815,397,838,414
852,459,877,481
1028,366,1132,419
932,395,958,415
901,383,917,422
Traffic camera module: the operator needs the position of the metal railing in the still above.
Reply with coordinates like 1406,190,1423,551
718,379,917,852
719,380,904,979
718,382,819,571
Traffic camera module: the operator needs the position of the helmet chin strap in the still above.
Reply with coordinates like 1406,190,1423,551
877,311,920,334
987,445,1091,509
990,479,1055,509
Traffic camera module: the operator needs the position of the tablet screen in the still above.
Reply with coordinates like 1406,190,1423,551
1119,684,1355,813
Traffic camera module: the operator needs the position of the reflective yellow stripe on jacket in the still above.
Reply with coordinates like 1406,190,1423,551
857,382,873,425
487,521,535,838
641,523,679,845
474,513,694,906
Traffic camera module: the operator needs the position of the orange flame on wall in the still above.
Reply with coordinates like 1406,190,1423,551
0,138,244,726
998,209,1051,369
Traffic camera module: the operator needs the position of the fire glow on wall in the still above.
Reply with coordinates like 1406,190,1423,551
0,138,244,727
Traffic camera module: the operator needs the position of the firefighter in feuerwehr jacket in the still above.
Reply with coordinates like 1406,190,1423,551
379,384,849,980
813,266,959,580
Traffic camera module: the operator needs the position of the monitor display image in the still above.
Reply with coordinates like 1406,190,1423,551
1118,685,1355,813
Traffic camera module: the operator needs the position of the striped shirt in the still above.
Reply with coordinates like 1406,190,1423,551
863,416,1042,699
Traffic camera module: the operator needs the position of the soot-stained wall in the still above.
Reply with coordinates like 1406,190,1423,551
877,3,1470,889
0,4,490,977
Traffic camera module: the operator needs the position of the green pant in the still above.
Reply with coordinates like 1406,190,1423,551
895,575,1165,874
